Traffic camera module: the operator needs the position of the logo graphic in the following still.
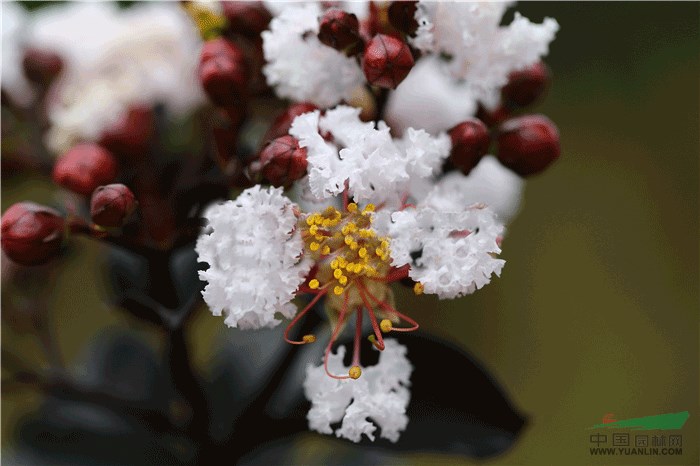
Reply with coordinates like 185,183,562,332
589,411,689,431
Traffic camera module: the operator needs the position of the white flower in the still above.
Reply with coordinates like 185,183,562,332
289,105,451,206
30,2,204,153
421,156,525,225
376,202,505,299
1,2,35,107
385,56,477,136
410,2,559,107
196,186,311,330
262,4,365,108
304,339,412,443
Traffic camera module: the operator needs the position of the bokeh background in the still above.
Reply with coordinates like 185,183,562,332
2,2,698,465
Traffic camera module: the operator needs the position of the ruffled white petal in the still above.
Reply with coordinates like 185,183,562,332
289,106,451,206
380,204,505,299
409,2,559,107
304,339,412,443
196,186,311,329
262,4,365,108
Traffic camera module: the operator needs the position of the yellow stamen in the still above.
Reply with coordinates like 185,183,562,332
302,334,316,343
347,203,358,213
309,279,320,290
348,366,362,379
333,285,345,295
321,245,331,255
380,319,393,333
413,282,424,295
310,242,320,252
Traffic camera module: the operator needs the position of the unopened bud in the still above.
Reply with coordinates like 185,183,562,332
258,135,308,187
222,1,272,37
53,144,118,196
502,61,550,108
90,184,137,228
362,34,414,89
496,115,560,177
199,37,248,107
22,47,63,86
99,106,154,159
318,9,363,56
1,202,64,266
448,119,490,175
262,102,318,144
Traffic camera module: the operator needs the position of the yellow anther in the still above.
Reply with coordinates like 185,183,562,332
346,262,355,272
413,282,424,295
338,275,348,285
309,279,320,289
338,257,348,267
348,366,362,379
306,215,315,226
314,216,323,225
353,263,364,274
375,248,384,257
347,203,358,213
333,285,345,296
315,234,324,241
330,259,339,269
333,268,343,279
349,241,359,250
322,218,332,228
344,235,353,246
309,224,318,235
321,245,331,255
358,248,367,258
381,240,389,250
310,242,320,252
380,319,393,333
363,204,375,213
302,334,316,343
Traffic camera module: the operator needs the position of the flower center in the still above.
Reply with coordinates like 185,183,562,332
300,202,392,297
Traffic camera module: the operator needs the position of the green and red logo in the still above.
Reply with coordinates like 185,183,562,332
590,411,689,431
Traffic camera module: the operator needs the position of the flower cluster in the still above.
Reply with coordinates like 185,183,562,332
1,0,562,448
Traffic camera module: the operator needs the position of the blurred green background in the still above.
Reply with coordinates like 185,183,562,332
2,2,698,465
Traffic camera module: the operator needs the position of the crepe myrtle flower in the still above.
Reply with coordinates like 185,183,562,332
196,105,506,442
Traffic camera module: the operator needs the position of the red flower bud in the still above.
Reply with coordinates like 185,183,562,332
90,184,137,228
199,38,248,107
448,119,490,175
1,202,64,266
258,135,308,187
222,1,272,37
476,104,512,128
262,102,318,144
53,144,118,196
362,34,414,89
502,62,550,108
22,47,63,86
99,106,154,159
318,9,363,56
496,115,560,177
388,1,418,35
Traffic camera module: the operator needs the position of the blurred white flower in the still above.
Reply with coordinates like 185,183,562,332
261,4,365,108
410,1,559,108
421,156,525,225
196,186,312,330
1,2,35,106
304,339,412,443
27,2,204,153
